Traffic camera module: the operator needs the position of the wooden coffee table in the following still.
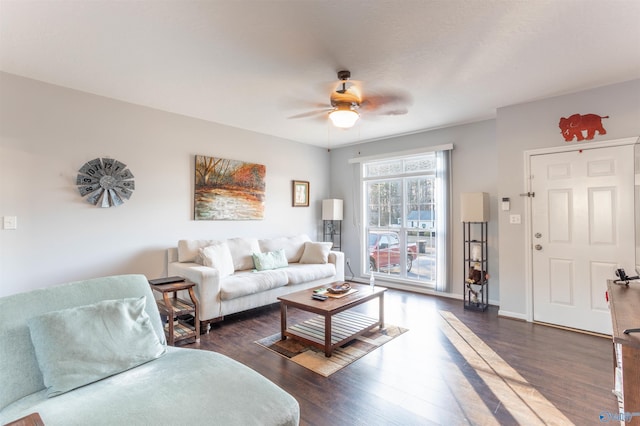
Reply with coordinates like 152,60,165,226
278,282,386,357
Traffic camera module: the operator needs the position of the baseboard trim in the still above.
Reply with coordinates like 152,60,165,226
370,280,463,300
533,321,611,339
349,278,502,307
497,310,527,321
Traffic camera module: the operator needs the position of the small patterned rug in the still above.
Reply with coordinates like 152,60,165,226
255,323,408,377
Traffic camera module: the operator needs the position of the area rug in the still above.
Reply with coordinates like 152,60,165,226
255,322,408,377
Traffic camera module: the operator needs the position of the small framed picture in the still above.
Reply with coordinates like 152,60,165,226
292,180,309,207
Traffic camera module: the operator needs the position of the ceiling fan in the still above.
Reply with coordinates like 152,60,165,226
289,70,412,129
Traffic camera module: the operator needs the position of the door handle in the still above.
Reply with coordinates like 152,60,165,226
534,244,543,251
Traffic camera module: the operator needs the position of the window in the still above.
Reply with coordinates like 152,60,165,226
359,147,451,291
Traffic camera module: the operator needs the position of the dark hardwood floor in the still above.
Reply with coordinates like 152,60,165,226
182,288,617,425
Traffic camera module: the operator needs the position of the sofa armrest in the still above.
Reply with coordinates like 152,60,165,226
328,251,345,281
167,262,222,322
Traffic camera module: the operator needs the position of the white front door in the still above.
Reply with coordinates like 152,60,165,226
531,144,636,334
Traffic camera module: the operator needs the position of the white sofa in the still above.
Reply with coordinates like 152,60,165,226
167,234,344,330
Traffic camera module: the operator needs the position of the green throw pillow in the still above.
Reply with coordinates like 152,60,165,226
28,297,166,397
252,249,288,271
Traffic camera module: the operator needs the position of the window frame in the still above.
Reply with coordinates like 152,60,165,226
351,144,452,292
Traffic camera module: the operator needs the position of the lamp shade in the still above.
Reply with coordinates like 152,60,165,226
322,199,343,220
328,106,359,128
460,192,489,222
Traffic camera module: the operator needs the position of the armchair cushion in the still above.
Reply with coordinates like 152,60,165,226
284,263,336,285
220,270,288,300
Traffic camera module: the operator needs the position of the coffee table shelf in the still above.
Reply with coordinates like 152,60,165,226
286,311,379,347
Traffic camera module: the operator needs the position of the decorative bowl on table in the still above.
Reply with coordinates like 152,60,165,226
326,283,351,294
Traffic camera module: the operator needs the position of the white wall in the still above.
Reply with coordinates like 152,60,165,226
329,120,499,301
0,72,330,296
496,79,640,319
3,72,638,310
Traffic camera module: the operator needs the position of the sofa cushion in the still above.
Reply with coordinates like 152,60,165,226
178,239,216,263
226,237,261,271
220,270,289,300
259,234,311,263
252,249,288,271
285,263,337,285
27,297,166,398
200,242,235,278
299,241,333,264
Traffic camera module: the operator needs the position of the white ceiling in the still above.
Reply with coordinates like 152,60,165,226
1,0,639,148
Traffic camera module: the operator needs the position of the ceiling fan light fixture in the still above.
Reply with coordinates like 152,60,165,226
329,104,360,128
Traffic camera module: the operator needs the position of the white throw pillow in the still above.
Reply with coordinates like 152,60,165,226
226,237,261,271
200,242,235,278
259,235,311,263
299,241,333,264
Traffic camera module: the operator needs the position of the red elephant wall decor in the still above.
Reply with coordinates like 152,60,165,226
558,113,609,142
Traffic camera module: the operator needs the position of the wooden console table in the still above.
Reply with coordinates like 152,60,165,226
607,280,640,422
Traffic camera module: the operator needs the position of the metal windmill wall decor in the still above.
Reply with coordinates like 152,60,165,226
76,157,135,207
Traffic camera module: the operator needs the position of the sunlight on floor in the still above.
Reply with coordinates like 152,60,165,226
439,311,574,426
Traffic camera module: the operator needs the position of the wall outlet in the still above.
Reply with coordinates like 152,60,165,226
509,214,521,224
3,216,17,230
346,258,350,265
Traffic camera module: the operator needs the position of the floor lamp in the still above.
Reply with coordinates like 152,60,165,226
322,199,343,251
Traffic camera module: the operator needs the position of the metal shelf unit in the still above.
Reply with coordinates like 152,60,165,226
463,221,488,311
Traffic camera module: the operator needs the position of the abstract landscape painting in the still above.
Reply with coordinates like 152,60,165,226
194,155,266,220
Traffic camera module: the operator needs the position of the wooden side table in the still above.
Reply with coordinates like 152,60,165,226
149,280,200,345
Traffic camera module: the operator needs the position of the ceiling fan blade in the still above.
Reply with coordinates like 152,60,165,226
372,107,409,116
287,109,331,119
360,91,413,113
279,94,329,109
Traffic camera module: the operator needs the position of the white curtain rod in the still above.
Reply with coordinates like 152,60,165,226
347,143,454,164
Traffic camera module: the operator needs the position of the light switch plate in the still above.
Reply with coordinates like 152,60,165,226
3,216,17,230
